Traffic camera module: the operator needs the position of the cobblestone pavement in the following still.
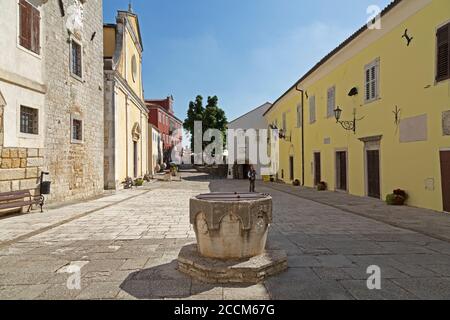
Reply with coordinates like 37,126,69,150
0,171,449,300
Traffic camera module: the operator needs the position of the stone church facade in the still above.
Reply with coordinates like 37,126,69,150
103,8,149,190
0,0,104,204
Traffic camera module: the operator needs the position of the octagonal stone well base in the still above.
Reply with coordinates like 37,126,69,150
177,244,288,284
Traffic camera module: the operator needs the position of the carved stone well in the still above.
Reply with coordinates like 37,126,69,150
177,192,287,284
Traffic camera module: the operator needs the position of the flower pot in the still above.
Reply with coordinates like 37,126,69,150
317,182,327,191
386,194,406,206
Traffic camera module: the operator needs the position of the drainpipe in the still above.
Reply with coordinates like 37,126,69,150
295,84,305,186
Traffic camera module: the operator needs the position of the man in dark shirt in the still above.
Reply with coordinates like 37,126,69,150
248,165,257,192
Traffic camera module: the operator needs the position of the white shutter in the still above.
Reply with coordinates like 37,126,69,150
327,86,335,117
364,58,380,103
297,104,302,128
309,96,316,123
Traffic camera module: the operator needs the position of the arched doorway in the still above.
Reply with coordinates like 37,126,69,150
132,122,141,178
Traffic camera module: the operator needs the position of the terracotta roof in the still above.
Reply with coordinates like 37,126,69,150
263,0,403,116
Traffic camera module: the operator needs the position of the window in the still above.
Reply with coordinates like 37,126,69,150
309,96,316,124
20,106,38,135
364,59,380,103
297,103,302,128
158,112,161,123
72,118,83,142
19,0,40,55
282,112,287,131
131,55,137,82
327,86,336,118
436,23,450,82
70,40,82,78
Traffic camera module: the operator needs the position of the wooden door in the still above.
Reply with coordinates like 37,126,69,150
289,156,294,181
440,151,450,212
336,151,347,191
367,150,380,198
133,141,138,178
314,152,321,185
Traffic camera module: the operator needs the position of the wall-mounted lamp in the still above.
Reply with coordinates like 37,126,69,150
334,107,364,134
269,125,291,142
279,129,291,142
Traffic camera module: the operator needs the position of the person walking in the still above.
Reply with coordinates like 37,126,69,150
248,165,257,193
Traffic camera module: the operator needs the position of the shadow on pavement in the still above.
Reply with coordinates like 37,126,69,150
119,259,255,299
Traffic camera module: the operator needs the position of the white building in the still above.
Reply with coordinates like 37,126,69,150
148,124,163,175
227,102,271,180
0,0,46,152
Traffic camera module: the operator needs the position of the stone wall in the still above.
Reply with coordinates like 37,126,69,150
0,147,43,194
42,0,104,203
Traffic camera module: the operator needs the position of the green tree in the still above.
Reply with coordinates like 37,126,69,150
183,95,204,151
183,95,228,151
203,96,227,148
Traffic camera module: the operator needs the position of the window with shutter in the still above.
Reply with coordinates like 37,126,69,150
309,96,316,124
19,0,40,54
297,104,302,128
327,86,336,118
364,59,380,103
282,112,287,131
436,23,450,82
31,6,40,54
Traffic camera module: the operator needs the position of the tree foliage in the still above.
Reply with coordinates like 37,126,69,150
183,95,228,151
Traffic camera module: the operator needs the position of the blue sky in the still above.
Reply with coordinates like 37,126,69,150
103,0,391,125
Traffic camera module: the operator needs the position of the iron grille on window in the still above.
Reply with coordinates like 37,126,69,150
20,106,38,135
71,41,82,78
72,119,82,141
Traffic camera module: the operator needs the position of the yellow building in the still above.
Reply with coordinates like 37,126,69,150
103,7,149,189
264,0,450,212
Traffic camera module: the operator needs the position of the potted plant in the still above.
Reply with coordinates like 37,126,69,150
317,181,327,191
293,179,300,186
386,189,408,206
134,178,144,187
123,177,134,189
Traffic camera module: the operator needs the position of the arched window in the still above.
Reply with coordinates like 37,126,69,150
131,55,137,82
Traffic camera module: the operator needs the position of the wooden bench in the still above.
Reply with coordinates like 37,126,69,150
0,190,44,213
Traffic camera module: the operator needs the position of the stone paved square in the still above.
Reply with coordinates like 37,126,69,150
0,170,449,300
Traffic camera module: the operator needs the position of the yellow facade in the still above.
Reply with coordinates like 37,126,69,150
265,0,450,212
103,10,149,189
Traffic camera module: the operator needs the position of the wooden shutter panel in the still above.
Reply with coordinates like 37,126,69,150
19,0,32,50
31,6,40,54
437,24,449,82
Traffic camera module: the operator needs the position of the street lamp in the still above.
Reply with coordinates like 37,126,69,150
334,106,364,134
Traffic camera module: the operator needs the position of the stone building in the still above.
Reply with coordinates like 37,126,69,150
103,7,149,189
43,0,105,202
0,0,104,204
